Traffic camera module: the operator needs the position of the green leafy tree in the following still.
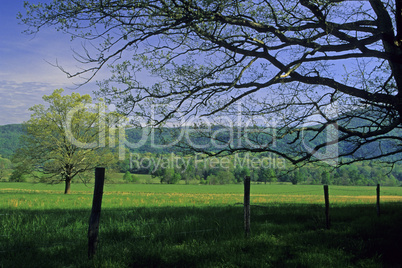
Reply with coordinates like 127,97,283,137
0,156,12,181
289,170,306,185
371,168,385,185
13,89,118,194
8,169,27,182
160,168,181,184
384,174,399,186
180,159,194,184
321,170,332,185
258,168,276,184
234,165,251,183
117,158,131,173
172,172,182,184
206,170,234,185
19,0,402,166
123,171,134,182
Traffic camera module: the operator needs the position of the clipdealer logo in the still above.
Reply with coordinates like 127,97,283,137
63,101,338,166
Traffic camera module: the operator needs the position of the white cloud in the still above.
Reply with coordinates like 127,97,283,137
0,80,97,125
0,81,53,124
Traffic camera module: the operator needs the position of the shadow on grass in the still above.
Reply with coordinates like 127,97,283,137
1,203,402,267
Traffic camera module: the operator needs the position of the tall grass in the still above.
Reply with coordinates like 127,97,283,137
1,183,402,267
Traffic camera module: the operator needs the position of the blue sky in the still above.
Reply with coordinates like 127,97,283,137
0,0,97,125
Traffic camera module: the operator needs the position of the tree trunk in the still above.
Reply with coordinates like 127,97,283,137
64,178,72,194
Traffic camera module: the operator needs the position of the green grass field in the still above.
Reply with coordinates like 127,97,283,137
1,182,402,267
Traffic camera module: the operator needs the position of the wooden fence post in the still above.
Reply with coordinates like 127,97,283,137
376,184,380,217
324,185,330,230
88,167,106,259
244,176,251,237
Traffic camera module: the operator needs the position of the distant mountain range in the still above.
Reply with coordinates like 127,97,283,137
0,120,400,162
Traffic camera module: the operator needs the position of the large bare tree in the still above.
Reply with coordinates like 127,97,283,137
19,0,402,165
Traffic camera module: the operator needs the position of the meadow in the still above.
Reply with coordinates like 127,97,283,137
1,182,402,267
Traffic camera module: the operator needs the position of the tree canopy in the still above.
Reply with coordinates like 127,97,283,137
13,89,118,193
19,0,402,165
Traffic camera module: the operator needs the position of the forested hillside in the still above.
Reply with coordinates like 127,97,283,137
0,124,24,159
1,123,401,186
1,122,400,161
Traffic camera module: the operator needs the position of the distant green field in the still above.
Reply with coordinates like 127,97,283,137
1,182,401,209
1,182,402,267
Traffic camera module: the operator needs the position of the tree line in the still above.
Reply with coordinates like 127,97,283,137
119,152,402,186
